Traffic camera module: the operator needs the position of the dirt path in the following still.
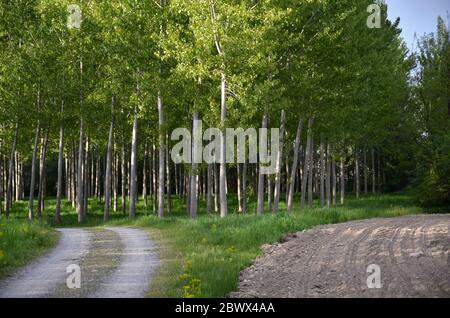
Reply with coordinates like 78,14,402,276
93,227,158,298
0,227,158,298
232,215,450,298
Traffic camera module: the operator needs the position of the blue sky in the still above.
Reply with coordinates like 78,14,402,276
385,0,450,50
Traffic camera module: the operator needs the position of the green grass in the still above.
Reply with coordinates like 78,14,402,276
3,192,441,297
0,218,59,279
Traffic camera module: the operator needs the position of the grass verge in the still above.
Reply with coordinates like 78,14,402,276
0,218,59,279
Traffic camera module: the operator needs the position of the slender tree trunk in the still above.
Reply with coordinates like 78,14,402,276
301,118,314,209
332,159,337,207
84,138,89,215
364,148,368,194
166,135,172,214
213,163,219,213
371,148,376,194
121,143,127,215
237,163,242,213
185,165,190,215
207,164,213,214
113,152,118,213
37,130,49,218
320,136,325,208
77,120,85,223
28,120,41,220
308,136,314,208
287,119,303,211
326,144,331,208
129,104,138,219
152,143,157,213
273,110,285,213
55,102,64,223
257,112,268,214
190,113,199,218
242,158,248,214
355,147,360,198
340,157,345,206
104,96,115,222
268,177,273,212
377,150,382,193
219,72,228,217
157,93,165,218
6,124,18,217
143,142,148,208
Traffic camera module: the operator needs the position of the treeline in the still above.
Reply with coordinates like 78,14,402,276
0,0,447,223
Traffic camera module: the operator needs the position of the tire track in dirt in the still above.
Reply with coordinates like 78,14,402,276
231,215,450,298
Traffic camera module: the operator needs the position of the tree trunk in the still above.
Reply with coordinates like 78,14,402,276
326,144,331,208
371,148,376,194
77,119,85,223
190,113,199,218
6,124,18,217
308,136,314,208
213,163,219,213
166,135,172,214
129,107,138,219
320,136,325,208
301,118,314,209
237,163,242,213
268,176,273,212
84,138,89,215
340,157,345,206
219,72,228,217
364,148,368,194
152,143,157,213
143,142,148,208
55,102,64,224
37,130,49,218
113,152,118,213
332,159,337,207
121,143,127,215
207,164,213,214
273,110,285,213
355,147,360,198
28,120,41,220
104,96,115,222
287,119,303,211
157,93,165,218
242,158,248,214
257,112,268,214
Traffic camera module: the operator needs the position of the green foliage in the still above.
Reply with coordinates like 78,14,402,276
411,17,450,207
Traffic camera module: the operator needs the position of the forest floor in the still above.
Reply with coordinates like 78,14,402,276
231,214,450,298
0,227,158,298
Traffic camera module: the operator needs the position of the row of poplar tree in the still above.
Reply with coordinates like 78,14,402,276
0,0,448,223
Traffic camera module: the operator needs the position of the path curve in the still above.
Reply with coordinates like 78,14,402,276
0,227,157,298
232,215,450,298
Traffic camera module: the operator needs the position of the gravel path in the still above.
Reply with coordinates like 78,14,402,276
232,215,450,298
0,229,91,298
0,227,158,298
93,227,158,298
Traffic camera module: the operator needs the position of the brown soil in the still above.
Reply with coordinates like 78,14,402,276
231,215,450,298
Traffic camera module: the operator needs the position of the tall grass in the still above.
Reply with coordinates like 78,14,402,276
0,218,58,278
